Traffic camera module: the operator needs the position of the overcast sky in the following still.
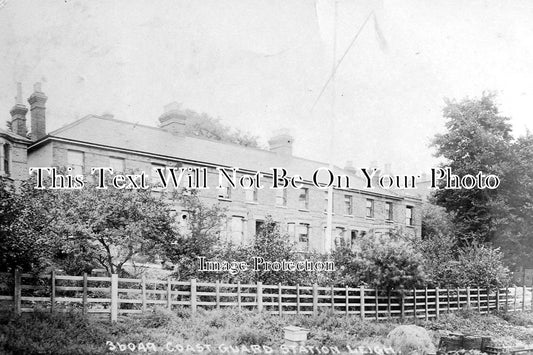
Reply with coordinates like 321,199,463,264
1,0,532,175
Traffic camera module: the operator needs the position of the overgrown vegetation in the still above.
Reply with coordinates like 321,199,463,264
1,308,532,354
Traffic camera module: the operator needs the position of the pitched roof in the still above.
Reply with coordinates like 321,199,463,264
41,115,403,198
0,127,31,144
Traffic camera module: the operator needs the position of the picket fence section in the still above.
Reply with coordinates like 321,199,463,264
0,271,532,322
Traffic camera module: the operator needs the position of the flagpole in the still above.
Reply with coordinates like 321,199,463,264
325,0,338,253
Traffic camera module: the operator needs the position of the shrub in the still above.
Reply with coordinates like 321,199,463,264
332,230,427,291
430,244,510,289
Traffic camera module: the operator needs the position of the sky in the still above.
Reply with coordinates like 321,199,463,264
1,0,532,175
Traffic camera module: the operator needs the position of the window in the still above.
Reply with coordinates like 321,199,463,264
298,223,309,250
109,157,125,173
67,150,84,176
385,202,393,221
366,199,374,218
287,223,296,242
324,190,334,213
298,188,309,209
275,188,287,207
1,143,10,176
245,187,258,202
255,220,264,234
406,206,414,226
218,178,231,199
344,195,353,215
334,227,345,248
231,216,245,244
350,230,358,247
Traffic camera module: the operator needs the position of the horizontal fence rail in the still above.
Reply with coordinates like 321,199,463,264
1,271,532,322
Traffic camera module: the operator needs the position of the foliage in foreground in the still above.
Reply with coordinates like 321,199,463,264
1,308,533,354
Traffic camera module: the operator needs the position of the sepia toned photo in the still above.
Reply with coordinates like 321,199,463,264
0,1,532,354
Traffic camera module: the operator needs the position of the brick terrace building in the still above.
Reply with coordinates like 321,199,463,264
3,83,422,253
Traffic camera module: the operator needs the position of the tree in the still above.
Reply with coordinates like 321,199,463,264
0,179,52,272
183,109,260,148
33,177,177,275
164,189,227,280
431,93,515,245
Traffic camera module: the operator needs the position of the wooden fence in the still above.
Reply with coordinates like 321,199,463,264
1,271,532,322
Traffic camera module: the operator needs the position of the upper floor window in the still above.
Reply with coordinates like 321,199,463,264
276,188,287,207
245,187,258,202
218,177,231,200
298,188,309,210
67,150,84,176
344,195,353,215
324,190,334,213
385,202,393,221
366,199,374,218
406,206,414,226
109,157,125,173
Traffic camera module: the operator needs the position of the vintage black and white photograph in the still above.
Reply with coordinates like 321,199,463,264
1,0,533,354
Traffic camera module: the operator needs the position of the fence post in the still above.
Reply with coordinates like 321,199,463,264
359,286,365,320
345,286,349,317
477,287,481,313
505,286,509,312
141,275,146,313
400,291,405,320
514,286,518,311
331,285,335,310
466,286,471,310
387,290,391,319
216,280,220,310
278,283,283,316
296,284,300,315
167,278,172,310
424,287,429,321
312,284,318,316
435,287,440,320
50,270,56,313
110,274,118,322
82,272,88,315
413,288,417,319
14,268,21,315
237,282,241,310
447,288,450,313
530,286,533,311
522,285,526,311
190,279,197,314
457,287,460,310
375,289,379,321
496,288,500,311
257,281,263,312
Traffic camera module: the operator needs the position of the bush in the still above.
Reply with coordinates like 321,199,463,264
429,244,510,288
332,230,427,291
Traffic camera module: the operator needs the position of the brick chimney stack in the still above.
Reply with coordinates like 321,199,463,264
344,160,357,175
28,82,47,141
9,82,28,137
159,102,187,135
268,129,293,155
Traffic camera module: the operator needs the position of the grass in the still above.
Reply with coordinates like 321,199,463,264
1,308,532,354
